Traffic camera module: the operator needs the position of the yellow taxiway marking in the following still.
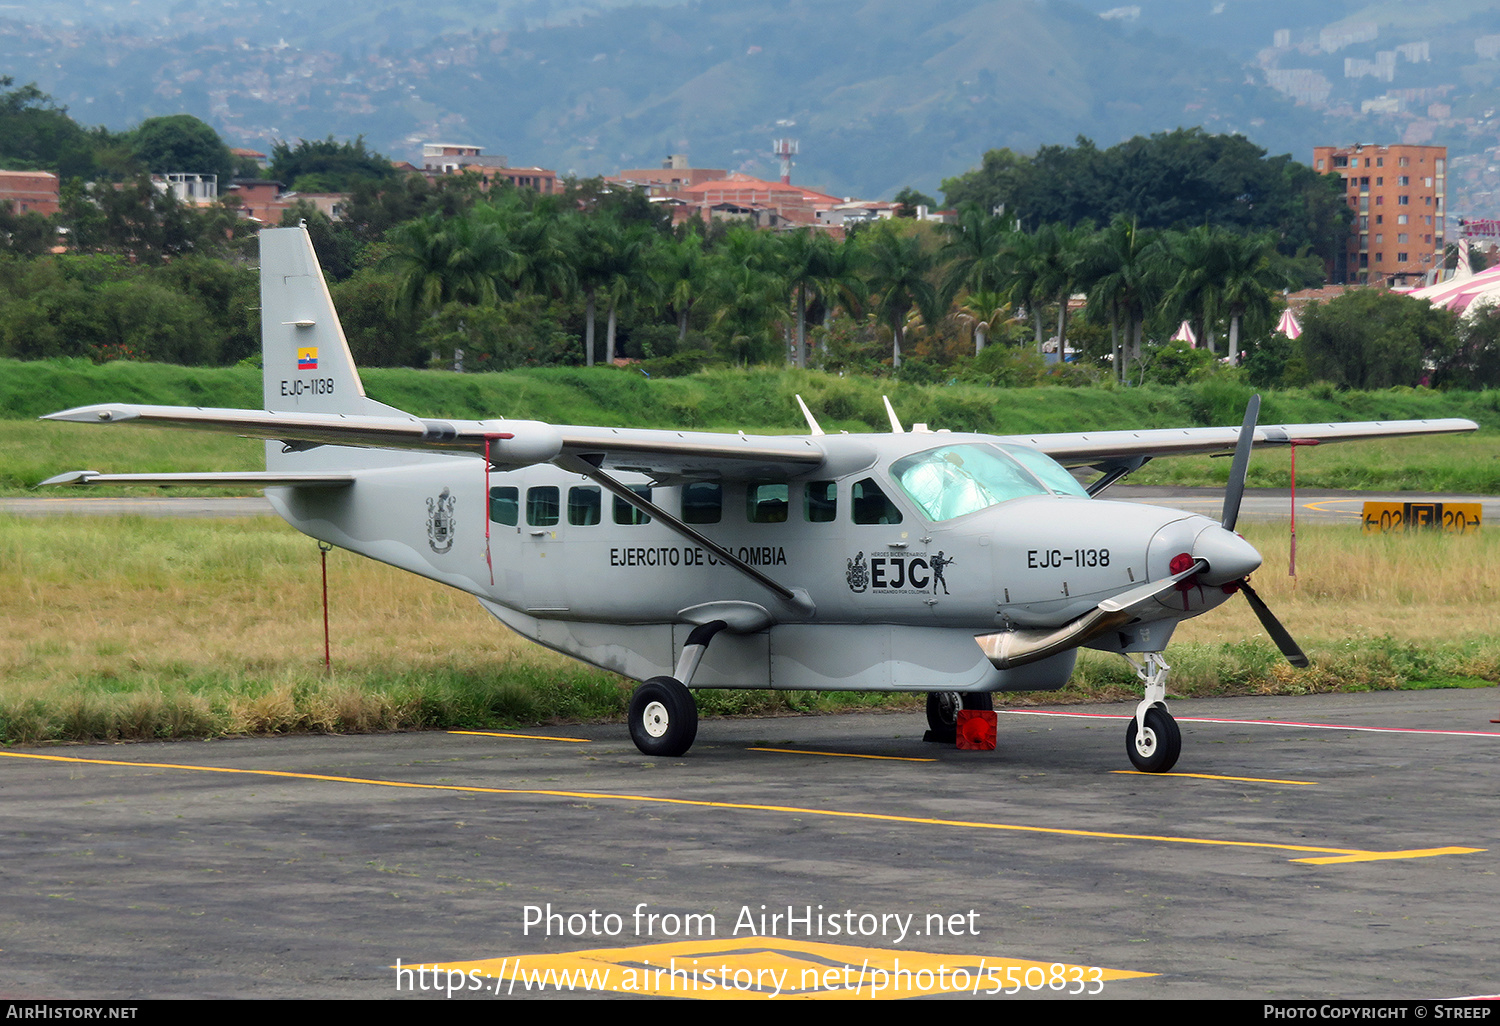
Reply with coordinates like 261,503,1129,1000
748,747,937,762
421,936,1154,1000
0,751,1482,865
449,730,591,743
1112,770,1318,785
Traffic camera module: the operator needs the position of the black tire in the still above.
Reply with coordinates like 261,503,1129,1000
1125,706,1181,773
629,676,698,757
925,691,994,743
926,691,961,734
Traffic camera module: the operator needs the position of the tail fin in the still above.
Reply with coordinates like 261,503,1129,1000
259,225,417,471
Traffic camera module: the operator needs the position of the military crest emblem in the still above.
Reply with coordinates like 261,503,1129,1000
426,488,456,554
845,551,868,593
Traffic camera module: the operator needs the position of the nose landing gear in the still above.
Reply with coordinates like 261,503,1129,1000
1122,652,1181,773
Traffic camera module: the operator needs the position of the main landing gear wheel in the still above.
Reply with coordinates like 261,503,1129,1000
1125,706,1181,773
628,676,698,757
924,691,993,744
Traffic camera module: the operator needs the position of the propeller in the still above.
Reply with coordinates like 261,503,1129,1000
1221,393,1260,532
1240,579,1310,668
1220,394,1309,668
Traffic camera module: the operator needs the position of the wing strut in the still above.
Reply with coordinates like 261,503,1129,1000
552,455,815,618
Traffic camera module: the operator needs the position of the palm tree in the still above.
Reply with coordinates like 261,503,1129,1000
864,223,939,369
1034,221,1092,360
954,288,1010,355
995,227,1049,353
1164,225,1235,356
1083,215,1163,382
938,203,1010,316
649,229,711,346
567,213,641,366
1219,232,1282,363
707,225,786,364
383,212,515,316
779,229,820,367
808,232,868,339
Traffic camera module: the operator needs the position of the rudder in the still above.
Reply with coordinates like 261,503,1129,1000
259,225,420,472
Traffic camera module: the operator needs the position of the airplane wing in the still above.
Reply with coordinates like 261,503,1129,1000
42,403,827,480
994,418,1479,467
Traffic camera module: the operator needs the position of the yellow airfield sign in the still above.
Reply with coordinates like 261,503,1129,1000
1361,501,1482,534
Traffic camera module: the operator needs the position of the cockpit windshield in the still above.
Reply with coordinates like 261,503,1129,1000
890,443,1086,522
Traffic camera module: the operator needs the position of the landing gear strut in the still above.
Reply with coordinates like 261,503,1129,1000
1122,652,1181,773
626,620,727,758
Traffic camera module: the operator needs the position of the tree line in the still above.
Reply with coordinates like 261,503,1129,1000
2,80,1497,389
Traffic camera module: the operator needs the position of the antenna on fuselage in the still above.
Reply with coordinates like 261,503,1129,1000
881,395,905,434
794,394,825,436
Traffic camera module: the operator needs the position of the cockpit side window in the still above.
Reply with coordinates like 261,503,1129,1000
851,477,903,525
1001,444,1089,497
891,444,1052,522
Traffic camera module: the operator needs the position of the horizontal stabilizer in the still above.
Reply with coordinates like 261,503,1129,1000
40,470,355,488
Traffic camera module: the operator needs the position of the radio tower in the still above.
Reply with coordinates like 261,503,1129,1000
772,138,798,185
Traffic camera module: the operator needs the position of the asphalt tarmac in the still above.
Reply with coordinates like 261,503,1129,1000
3,688,1497,1001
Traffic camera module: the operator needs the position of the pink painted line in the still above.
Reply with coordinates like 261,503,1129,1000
1000,708,1500,738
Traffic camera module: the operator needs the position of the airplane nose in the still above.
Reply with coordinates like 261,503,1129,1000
1191,524,1262,585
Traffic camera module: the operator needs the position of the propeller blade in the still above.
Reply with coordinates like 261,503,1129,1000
1239,578,1309,668
1221,393,1261,533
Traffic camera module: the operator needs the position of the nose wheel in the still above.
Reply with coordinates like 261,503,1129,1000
1125,706,1181,772
1122,652,1181,773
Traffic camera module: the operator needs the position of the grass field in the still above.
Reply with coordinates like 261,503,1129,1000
2,514,1495,745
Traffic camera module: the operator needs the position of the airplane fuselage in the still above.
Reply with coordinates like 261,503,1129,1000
267,431,1245,694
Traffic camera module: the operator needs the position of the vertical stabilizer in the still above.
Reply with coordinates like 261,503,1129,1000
258,226,418,471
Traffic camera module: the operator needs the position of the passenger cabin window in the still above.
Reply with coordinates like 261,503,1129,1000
746,482,789,523
613,485,653,525
804,480,837,522
527,486,560,526
488,486,519,526
851,478,903,525
681,482,722,524
890,443,1084,523
568,486,601,526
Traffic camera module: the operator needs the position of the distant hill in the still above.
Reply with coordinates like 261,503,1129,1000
0,0,1331,200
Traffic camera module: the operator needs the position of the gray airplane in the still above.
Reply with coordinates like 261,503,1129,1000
43,227,1478,772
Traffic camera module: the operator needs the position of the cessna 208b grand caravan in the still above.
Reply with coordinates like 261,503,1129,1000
44,227,1478,772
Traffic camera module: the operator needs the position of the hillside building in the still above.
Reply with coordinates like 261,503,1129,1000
420,143,558,194
609,155,728,196
1313,143,1446,286
0,169,60,216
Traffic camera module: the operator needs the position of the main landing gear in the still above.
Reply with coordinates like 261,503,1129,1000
923,690,993,744
626,620,727,758
1123,652,1181,773
628,676,697,757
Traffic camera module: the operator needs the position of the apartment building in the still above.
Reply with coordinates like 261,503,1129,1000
1312,143,1446,286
